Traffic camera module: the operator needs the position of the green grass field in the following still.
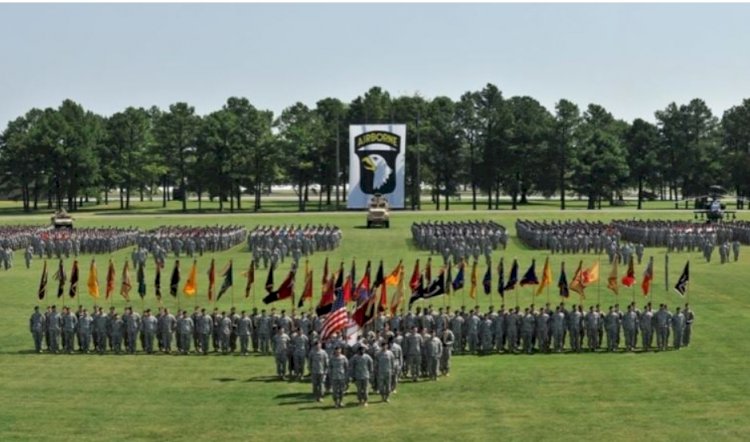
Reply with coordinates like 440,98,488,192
1,207,749,441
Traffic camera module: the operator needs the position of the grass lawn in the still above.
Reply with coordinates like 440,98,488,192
1,206,749,441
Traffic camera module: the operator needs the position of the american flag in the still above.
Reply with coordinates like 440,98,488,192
320,286,347,341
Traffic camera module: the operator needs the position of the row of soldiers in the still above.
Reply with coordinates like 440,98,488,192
248,224,342,269
23,227,141,261
411,220,507,265
611,219,744,248
137,225,248,259
0,224,46,251
30,304,260,355
516,219,623,255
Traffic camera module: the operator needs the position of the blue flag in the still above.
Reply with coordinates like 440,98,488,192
482,264,492,295
520,259,539,286
452,262,465,291
503,259,518,291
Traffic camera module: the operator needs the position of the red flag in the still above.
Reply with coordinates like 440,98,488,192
243,261,255,298
409,259,420,292
105,260,116,300
321,257,328,286
262,265,296,304
298,269,313,308
316,274,336,316
641,257,653,296
622,256,636,287
354,261,371,302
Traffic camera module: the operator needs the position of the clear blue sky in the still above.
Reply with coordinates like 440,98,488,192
1,3,749,126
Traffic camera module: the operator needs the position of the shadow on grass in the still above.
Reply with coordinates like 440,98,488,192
213,377,237,382
296,402,361,411
244,375,282,383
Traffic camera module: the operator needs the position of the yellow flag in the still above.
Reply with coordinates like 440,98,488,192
121,261,132,301
183,260,198,297
469,260,478,299
607,255,619,295
87,259,100,299
390,265,405,315
584,261,600,285
385,260,402,286
535,257,553,296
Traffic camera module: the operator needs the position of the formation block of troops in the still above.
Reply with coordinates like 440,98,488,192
136,225,248,263
411,220,507,264
516,219,622,254
29,227,140,259
248,224,342,268
0,224,48,251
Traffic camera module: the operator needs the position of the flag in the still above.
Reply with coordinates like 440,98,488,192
343,260,354,303
320,282,347,341
321,257,328,286
425,257,432,285
409,259,420,293
262,264,297,304
37,260,48,300
482,262,492,295
390,265,405,315
372,260,387,311
265,262,275,292
217,260,233,301
385,260,402,286
423,269,446,301
520,259,539,286
641,256,654,296
674,261,689,297
69,260,79,298
582,261,599,285
452,260,465,291
155,260,163,300
354,261,371,303
105,260,116,300
407,274,425,308
87,259,100,300
569,260,585,298
183,260,197,297
558,262,569,298
536,257,552,296
207,258,216,302
497,258,505,297
298,267,313,308
621,255,636,287
54,259,65,299
169,260,180,297
121,261,132,301
446,261,452,295
316,273,336,316
504,259,519,291
243,261,255,298
137,262,146,298
607,255,619,295
469,260,478,299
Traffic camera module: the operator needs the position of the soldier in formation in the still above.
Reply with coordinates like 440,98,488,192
411,220,507,264
247,224,342,268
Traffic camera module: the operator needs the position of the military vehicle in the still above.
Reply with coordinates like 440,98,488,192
51,209,73,229
366,194,390,228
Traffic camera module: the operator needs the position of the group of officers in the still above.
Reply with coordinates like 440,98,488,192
248,224,342,269
135,225,248,262
412,220,508,266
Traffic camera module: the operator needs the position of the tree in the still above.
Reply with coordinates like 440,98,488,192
196,109,236,211
570,104,630,209
315,98,347,208
721,99,750,208
553,99,581,210
0,109,47,212
276,102,324,211
475,84,512,209
456,91,482,210
423,96,462,210
154,103,200,212
106,107,152,209
391,94,428,210
625,119,660,209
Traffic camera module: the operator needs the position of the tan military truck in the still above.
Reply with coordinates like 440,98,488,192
366,193,390,228
51,209,74,229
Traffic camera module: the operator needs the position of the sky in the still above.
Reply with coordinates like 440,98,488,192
1,3,749,126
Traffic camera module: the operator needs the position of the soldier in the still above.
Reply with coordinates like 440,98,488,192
405,326,423,382
507,307,520,353
551,306,565,352
376,343,396,403
123,307,140,354
48,305,61,353
250,307,260,352
29,306,45,353
450,310,464,354
177,310,193,354
672,307,685,350
273,327,291,379
291,329,309,381
309,341,329,402
585,306,599,351
427,333,442,381
110,313,124,353
521,308,536,354
683,303,694,347
493,306,506,353
229,307,240,352
732,240,740,262
94,307,108,354
238,311,253,356
655,304,672,352
466,310,480,354
191,307,201,351
536,307,550,353
329,346,349,408
62,307,78,354
161,308,176,353
350,346,374,407
141,309,158,354
640,304,654,351
198,309,213,355
258,310,272,354
24,245,33,269
77,309,93,353
605,306,620,352
220,312,232,354
390,338,404,392
440,328,454,376
212,309,222,352
622,305,638,351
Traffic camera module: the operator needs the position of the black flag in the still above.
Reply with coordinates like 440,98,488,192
170,260,180,297
674,261,689,297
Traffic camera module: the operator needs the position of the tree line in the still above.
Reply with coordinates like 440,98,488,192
1,85,749,212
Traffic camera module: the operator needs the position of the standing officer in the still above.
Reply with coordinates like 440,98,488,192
309,341,329,402
237,311,253,356
30,306,46,353
62,307,78,354
198,309,213,355
77,309,93,353
350,346,374,407
48,305,61,353
683,303,695,347
376,343,395,403
672,307,685,350
272,327,291,380
405,326,423,382
329,346,349,409
141,309,158,354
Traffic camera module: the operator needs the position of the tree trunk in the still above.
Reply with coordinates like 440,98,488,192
637,176,643,210
236,181,241,210
126,179,131,210
162,176,167,208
